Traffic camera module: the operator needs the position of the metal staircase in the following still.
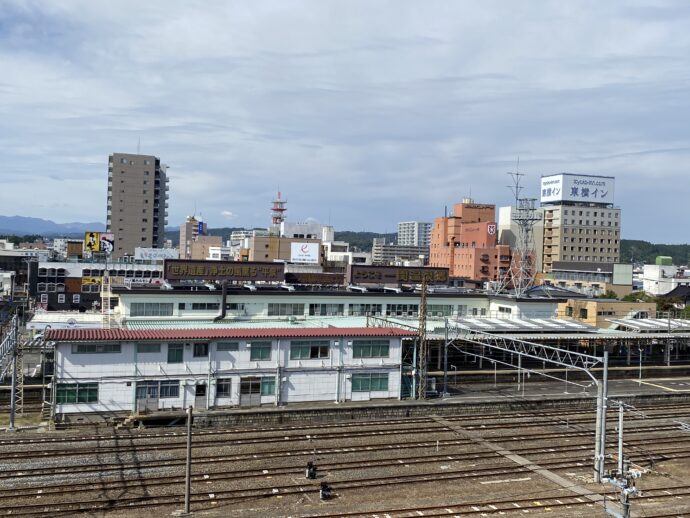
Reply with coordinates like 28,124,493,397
0,315,18,383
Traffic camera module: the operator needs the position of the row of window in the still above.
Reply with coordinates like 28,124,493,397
128,302,485,318
561,228,619,236
81,269,162,278
56,383,98,403
56,372,390,405
70,340,392,361
561,219,619,227
39,294,80,304
560,209,619,218
37,283,65,293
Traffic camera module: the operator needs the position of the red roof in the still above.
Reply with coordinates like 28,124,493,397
45,327,416,342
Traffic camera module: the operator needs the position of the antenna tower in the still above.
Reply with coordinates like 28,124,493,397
496,162,541,297
270,191,287,235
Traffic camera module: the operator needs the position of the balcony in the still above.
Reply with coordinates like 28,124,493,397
480,254,489,262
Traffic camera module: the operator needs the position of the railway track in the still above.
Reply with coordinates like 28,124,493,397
0,457,618,516
2,400,688,448
5,439,690,502
5,459,690,517
305,485,690,518
1,402,689,516
2,401,689,457
1,418,685,463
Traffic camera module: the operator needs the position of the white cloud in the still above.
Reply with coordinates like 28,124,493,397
0,1,689,241
220,210,235,219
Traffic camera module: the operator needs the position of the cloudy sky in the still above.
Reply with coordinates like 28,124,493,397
1,1,689,242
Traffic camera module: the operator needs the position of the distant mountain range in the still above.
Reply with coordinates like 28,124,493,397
0,215,105,237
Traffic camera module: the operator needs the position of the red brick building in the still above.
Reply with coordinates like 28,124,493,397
429,198,512,282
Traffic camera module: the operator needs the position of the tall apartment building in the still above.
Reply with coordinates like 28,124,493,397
180,216,207,259
429,198,512,281
107,153,169,258
540,174,620,273
397,221,431,247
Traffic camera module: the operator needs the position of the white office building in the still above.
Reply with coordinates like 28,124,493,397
397,222,432,247
643,264,690,296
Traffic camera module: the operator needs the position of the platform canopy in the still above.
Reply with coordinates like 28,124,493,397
607,318,690,333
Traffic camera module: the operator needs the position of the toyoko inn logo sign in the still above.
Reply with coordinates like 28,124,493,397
540,174,615,205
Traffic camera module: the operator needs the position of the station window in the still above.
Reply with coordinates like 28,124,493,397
352,373,389,392
160,380,179,398
308,304,344,316
136,380,179,399
167,343,183,363
427,305,453,317
56,383,98,404
290,340,330,360
130,302,173,317
137,343,161,354
267,303,304,316
72,343,121,354
352,339,389,358
249,342,272,361
348,304,382,316
193,343,209,357
191,302,220,311
216,342,239,352
216,379,232,397
260,377,275,396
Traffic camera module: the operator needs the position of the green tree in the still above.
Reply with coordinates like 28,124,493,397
597,290,619,299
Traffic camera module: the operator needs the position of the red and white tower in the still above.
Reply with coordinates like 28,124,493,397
270,191,287,234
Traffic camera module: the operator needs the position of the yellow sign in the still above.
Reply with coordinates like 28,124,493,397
84,232,101,253
82,276,102,286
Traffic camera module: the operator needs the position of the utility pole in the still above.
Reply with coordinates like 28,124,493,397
442,318,449,396
416,278,428,400
8,314,18,432
666,311,672,367
602,401,642,518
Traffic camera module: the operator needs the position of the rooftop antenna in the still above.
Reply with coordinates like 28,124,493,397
506,157,524,206
270,190,287,236
137,137,141,155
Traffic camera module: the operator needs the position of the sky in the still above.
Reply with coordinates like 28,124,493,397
1,1,689,242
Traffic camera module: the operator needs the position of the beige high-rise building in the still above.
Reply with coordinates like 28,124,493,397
539,174,620,273
107,153,169,258
180,216,208,259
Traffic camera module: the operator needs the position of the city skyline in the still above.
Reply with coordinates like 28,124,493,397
2,1,690,242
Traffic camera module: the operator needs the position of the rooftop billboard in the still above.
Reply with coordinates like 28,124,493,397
164,260,285,282
290,242,320,264
347,265,449,286
540,174,615,205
